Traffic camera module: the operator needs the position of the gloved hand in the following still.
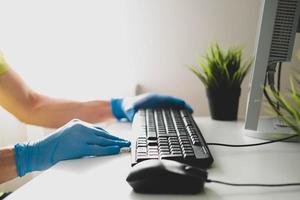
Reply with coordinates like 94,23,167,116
111,93,193,122
14,119,131,177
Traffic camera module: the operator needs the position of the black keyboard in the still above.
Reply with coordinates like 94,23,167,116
131,108,214,168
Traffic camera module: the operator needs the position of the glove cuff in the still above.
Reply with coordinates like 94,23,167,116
111,98,126,120
14,143,33,177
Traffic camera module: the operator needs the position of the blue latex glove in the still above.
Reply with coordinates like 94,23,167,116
14,119,131,177
111,93,193,122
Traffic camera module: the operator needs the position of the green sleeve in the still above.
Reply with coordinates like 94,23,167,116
0,55,10,75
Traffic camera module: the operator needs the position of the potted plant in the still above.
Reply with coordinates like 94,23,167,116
266,77,300,134
188,43,252,120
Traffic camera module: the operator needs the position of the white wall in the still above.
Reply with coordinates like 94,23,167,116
0,0,136,100
129,0,300,117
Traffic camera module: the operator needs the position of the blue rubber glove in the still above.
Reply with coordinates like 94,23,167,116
14,119,131,177
111,93,193,122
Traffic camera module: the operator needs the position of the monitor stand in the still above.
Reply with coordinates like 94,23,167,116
244,117,300,142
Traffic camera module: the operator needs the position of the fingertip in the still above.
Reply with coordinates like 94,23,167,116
118,140,131,148
125,140,131,147
185,103,194,113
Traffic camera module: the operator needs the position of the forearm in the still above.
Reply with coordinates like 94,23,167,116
0,147,18,184
26,95,114,128
0,69,115,128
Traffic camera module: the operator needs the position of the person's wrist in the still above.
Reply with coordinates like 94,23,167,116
14,143,35,177
110,98,126,120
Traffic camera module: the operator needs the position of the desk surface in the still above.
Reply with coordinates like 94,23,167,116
6,117,300,200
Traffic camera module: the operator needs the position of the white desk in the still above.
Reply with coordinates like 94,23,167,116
6,117,300,200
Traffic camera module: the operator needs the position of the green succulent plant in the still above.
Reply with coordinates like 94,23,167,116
188,43,252,90
266,77,300,135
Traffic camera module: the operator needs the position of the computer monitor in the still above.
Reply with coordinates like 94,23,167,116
244,0,300,140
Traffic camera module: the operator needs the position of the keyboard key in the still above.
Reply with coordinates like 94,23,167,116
148,145,158,149
169,137,179,141
159,145,169,149
166,133,178,137
137,140,146,144
169,141,179,145
179,135,189,140
183,153,195,159
160,152,171,156
171,150,182,155
136,150,147,156
137,143,147,148
147,140,158,146
159,149,170,153
136,156,149,162
170,143,180,147
158,133,168,137
178,131,187,136
192,138,201,145
180,140,191,145
148,149,158,153
171,147,181,152
158,137,168,141
170,144,180,148
137,147,147,153
147,131,157,140
158,144,168,148
183,149,194,154
182,145,193,149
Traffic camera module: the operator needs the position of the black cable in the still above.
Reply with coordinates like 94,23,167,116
264,70,278,111
206,134,298,147
206,179,300,187
263,62,283,115
277,62,282,110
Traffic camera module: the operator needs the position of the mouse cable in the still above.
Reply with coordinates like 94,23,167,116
206,134,298,147
206,179,300,187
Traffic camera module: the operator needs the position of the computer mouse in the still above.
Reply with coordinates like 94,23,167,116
126,159,207,194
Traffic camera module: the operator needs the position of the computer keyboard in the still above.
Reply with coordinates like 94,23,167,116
131,108,214,168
